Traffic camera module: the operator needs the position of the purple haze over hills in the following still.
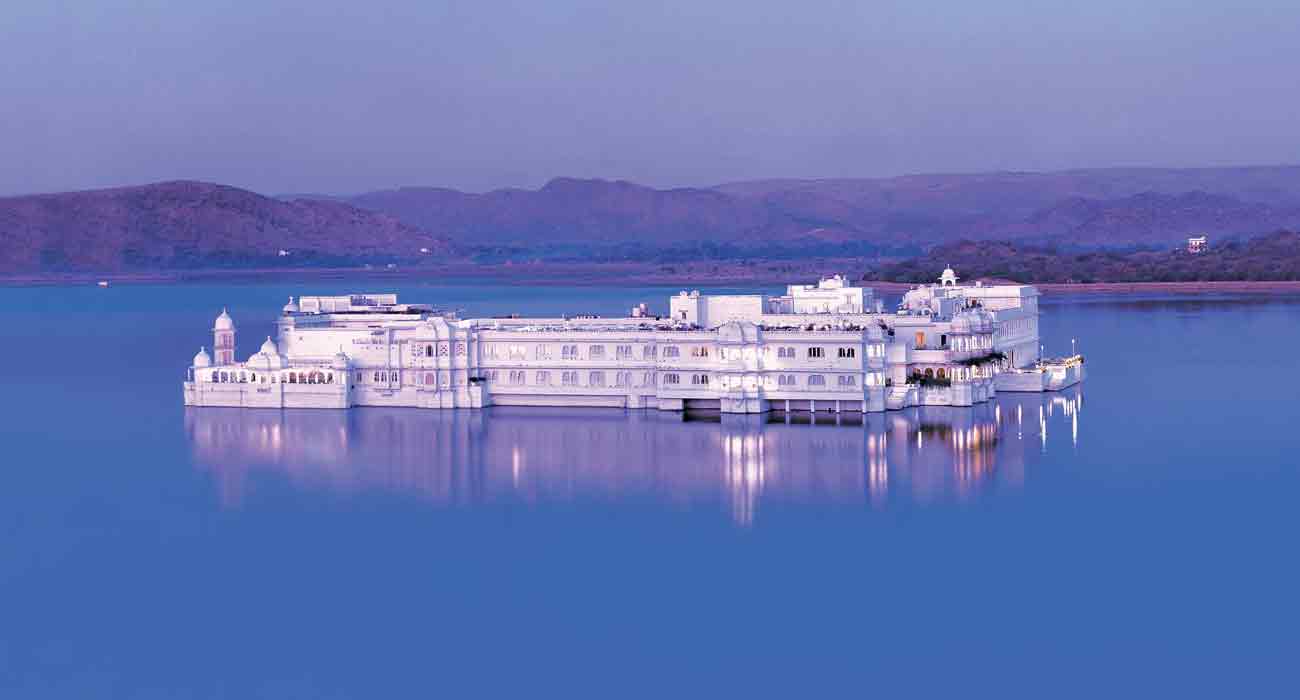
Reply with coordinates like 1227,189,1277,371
332,166,1300,246
6,165,1300,273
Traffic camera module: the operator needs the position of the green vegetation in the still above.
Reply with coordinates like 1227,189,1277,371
908,373,952,388
872,231,1300,283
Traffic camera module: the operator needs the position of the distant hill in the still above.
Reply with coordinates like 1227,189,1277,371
8,166,1300,275
0,181,455,273
872,231,1300,283
340,166,1300,249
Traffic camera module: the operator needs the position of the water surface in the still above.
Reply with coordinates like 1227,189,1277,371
2,283,1297,698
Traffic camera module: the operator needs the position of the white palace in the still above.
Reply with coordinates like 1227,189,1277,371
183,270,1084,414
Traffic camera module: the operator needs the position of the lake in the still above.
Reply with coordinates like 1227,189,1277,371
2,282,1298,698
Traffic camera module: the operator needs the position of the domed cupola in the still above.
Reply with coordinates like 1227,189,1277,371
939,266,959,287
247,336,287,371
192,346,212,368
331,349,352,370
282,296,299,314
213,308,235,331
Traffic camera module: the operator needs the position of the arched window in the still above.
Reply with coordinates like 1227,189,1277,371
327,373,334,384
924,368,934,378
374,371,382,382
808,374,825,386
289,373,297,384
936,368,946,379
389,371,398,382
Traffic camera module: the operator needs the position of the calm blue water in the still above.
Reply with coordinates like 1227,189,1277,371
2,282,1299,698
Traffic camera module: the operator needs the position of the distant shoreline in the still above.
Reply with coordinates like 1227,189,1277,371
5,264,1300,295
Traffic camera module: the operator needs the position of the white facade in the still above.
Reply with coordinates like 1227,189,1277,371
183,274,1082,414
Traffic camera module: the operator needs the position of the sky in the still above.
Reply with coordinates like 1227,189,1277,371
2,0,1298,196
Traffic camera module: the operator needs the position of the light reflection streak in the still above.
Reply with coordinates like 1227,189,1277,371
185,388,1083,526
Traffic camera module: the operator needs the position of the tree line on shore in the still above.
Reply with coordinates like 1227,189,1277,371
871,231,1300,283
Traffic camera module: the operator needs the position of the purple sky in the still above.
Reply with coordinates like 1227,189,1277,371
3,0,1298,196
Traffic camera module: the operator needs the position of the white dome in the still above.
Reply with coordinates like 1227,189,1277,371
282,296,299,314
213,308,235,331
192,346,212,368
246,336,286,371
331,351,352,370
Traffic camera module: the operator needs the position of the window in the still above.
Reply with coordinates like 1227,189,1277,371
456,342,467,356
838,375,856,387
438,343,449,357
616,371,631,387
373,371,382,382
589,371,606,387
509,370,526,385
426,344,434,357
940,334,948,349
808,347,825,359
691,374,709,385
589,345,606,359
924,368,934,378
562,345,578,360
691,346,710,358
643,372,655,386
915,332,926,349
536,370,551,385
778,374,795,386
663,346,680,358
616,345,632,360
389,371,398,382
838,347,855,359
288,373,296,384
663,373,681,385
562,371,579,386
936,368,946,379
424,372,435,385
643,346,657,359
535,345,550,360
808,374,826,386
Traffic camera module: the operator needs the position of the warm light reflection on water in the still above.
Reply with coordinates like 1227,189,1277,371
186,388,1083,526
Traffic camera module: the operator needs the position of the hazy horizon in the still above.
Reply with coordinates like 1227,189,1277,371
5,1,1298,197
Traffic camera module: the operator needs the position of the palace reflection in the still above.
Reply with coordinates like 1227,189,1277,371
185,387,1082,526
